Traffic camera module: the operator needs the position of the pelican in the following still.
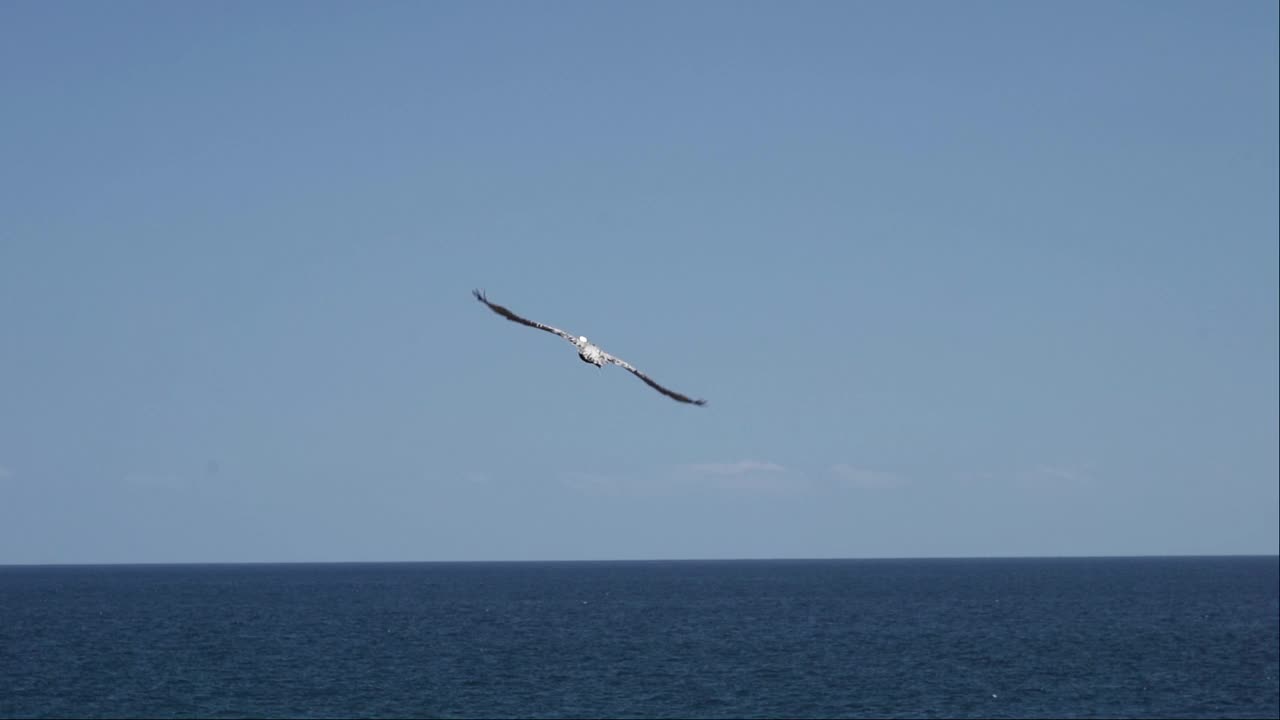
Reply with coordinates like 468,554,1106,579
472,289,707,406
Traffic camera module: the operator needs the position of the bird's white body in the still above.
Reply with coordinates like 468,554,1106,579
576,336,605,366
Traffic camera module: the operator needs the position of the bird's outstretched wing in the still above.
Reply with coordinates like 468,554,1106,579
603,352,707,406
473,289,576,344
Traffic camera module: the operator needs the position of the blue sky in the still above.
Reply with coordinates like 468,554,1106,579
1,1,1276,564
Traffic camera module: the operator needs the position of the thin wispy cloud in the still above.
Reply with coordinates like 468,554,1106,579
678,460,788,477
562,460,914,495
672,460,805,492
122,471,191,491
953,465,1095,492
1015,465,1095,490
559,470,623,494
829,464,906,490
558,460,804,495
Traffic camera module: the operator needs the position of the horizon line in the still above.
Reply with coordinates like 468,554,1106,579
2,553,1276,569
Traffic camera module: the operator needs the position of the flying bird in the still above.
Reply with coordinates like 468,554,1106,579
472,289,707,406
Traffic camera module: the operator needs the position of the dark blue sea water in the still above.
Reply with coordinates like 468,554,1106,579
1,557,1276,719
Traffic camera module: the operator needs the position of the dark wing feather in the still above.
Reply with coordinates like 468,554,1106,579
604,353,707,406
473,289,576,344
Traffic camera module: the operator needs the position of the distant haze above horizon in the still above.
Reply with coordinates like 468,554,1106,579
1,1,1276,564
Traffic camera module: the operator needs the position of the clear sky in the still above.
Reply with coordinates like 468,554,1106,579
1,1,1276,564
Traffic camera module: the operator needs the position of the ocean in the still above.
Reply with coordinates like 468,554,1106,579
1,556,1276,719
